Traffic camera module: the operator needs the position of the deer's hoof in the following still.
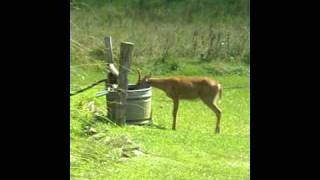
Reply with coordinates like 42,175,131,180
215,127,220,134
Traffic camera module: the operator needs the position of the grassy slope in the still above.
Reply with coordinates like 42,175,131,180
71,0,249,179
71,72,249,180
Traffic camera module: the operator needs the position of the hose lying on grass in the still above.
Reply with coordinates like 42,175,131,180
70,79,108,96
70,68,119,96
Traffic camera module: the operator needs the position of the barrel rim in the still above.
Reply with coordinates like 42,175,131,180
127,84,152,92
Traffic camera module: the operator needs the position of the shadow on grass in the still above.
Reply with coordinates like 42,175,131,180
146,123,167,130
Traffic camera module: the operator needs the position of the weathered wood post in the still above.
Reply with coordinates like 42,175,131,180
105,36,113,64
114,42,134,126
104,36,112,109
104,36,119,78
105,36,116,120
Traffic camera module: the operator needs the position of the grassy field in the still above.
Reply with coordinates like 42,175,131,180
71,0,249,179
71,0,250,66
70,69,249,180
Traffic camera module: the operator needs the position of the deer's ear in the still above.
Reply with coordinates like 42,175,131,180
136,68,142,82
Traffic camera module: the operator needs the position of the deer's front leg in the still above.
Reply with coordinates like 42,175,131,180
172,98,179,130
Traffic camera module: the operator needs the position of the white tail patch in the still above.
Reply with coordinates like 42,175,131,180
213,83,222,105
217,83,221,91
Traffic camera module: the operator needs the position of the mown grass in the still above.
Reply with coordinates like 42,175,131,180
70,67,249,179
71,0,249,179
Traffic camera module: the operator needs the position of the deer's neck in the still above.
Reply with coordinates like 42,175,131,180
149,78,169,91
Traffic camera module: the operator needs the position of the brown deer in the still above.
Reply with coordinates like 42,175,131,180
136,71,223,134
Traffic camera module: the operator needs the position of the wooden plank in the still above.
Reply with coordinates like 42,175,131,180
105,36,119,76
104,36,114,64
105,36,114,117
115,42,134,126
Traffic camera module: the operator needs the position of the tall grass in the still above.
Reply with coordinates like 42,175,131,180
71,0,250,68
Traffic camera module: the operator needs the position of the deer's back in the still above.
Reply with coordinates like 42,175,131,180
168,77,219,99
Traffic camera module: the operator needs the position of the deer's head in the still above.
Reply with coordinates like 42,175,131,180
136,69,152,89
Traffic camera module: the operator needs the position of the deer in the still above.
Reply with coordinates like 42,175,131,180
136,71,223,134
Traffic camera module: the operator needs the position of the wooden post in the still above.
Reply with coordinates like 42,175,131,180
105,36,113,120
104,36,113,64
104,36,119,77
114,42,134,126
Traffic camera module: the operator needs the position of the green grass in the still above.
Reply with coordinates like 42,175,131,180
70,67,249,179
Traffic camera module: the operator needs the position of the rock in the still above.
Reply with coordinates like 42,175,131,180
84,126,97,135
90,133,105,140
122,147,140,152
121,147,144,157
118,157,128,162
121,151,131,158
132,150,144,156
124,138,133,144
89,127,97,134
87,101,97,112
120,135,133,144
104,136,111,144
121,149,144,157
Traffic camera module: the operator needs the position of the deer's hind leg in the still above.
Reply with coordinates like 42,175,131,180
212,103,222,134
172,97,179,130
200,89,222,134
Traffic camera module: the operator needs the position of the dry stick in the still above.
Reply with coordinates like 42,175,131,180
207,26,215,60
192,29,198,56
